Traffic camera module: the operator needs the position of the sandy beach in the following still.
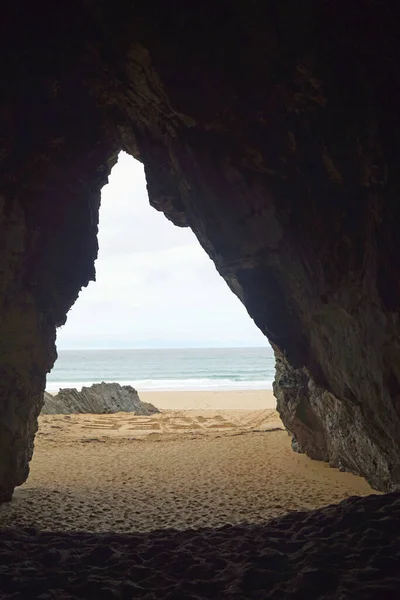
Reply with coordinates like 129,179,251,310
140,389,277,410
0,390,376,534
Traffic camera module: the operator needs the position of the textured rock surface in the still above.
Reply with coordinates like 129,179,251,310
41,383,159,415
2,0,400,496
274,350,394,491
0,492,399,598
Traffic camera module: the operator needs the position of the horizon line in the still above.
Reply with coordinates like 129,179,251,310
57,345,271,351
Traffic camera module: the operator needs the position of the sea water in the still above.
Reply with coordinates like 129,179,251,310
46,347,275,393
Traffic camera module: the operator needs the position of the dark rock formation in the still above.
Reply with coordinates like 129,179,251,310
41,383,159,415
0,491,399,598
273,351,330,462
2,0,400,499
274,350,394,491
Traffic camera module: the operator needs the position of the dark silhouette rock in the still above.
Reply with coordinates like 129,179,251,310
42,383,159,415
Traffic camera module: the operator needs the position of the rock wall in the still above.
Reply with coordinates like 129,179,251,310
2,0,400,496
273,350,394,491
42,383,159,415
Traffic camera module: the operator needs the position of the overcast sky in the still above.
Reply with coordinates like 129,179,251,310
56,152,267,349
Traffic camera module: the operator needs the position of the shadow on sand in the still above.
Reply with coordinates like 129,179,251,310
1,492,399,599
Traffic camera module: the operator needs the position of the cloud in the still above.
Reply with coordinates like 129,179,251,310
56,152,268,349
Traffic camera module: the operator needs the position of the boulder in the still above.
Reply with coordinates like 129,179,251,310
42,383,159,416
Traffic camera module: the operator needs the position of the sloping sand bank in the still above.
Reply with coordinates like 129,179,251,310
0,492,398,599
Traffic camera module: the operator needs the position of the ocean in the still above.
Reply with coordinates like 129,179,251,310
46,347,275,393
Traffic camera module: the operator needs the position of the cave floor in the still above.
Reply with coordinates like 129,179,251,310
1,411,393,598
1,492,399,599
0,410,374,533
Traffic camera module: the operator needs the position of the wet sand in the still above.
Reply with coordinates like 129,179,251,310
0,391,376,533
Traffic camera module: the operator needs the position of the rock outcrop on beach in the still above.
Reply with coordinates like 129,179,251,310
42,383,159,416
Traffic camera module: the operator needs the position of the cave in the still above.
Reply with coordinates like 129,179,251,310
1,0,400,597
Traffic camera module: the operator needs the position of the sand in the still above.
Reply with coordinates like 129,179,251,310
1,493,397,599
140,389,277,410
0,391,376,534
0,390,387,599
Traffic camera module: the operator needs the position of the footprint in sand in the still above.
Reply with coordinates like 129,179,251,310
196,416,208,423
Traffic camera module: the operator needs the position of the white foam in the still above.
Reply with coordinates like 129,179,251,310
45,378,274,393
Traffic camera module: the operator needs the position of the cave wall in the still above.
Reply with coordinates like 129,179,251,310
0,1,120,497
1,0,400,495
273,349,395,491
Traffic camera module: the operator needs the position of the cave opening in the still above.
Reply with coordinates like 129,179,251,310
0,154,376,537
50,150,271,394
1,1,400,594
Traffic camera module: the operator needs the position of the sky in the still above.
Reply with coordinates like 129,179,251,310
56,152,268,349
